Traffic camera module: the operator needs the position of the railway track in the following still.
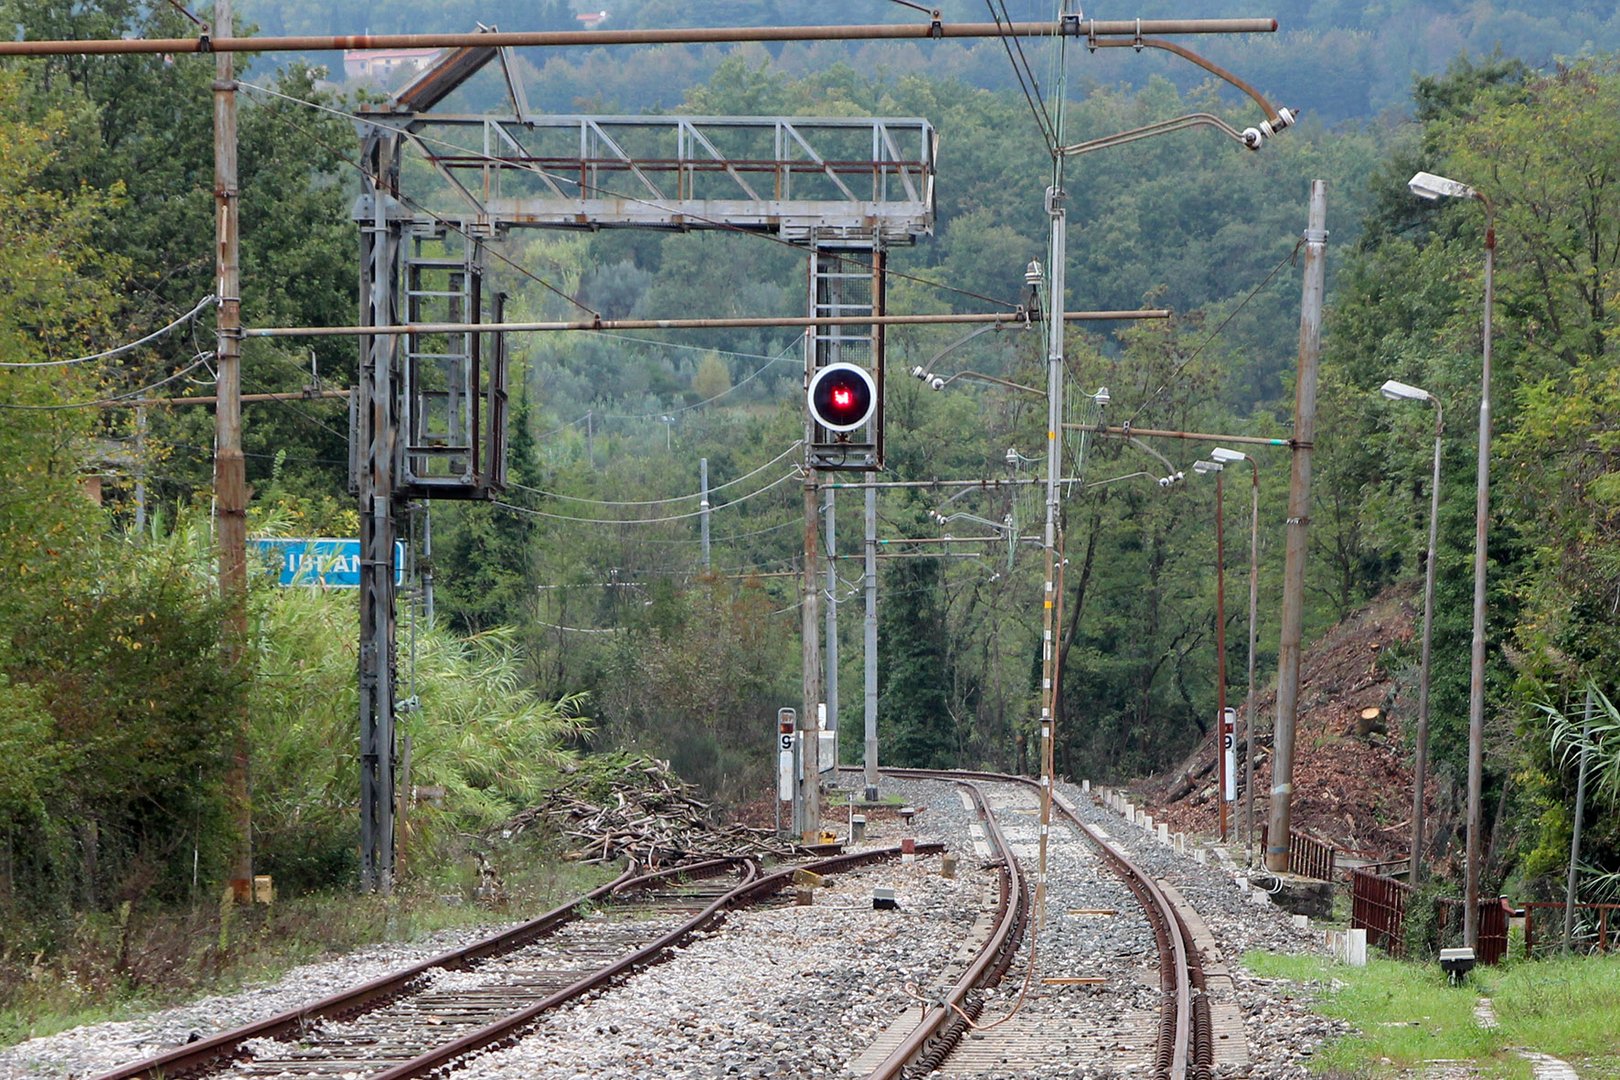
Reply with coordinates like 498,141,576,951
94,844,935,1080
867,769,1214,1080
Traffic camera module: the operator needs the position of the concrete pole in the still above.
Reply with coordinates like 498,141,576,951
1265,180,1328,874
1463,199,1495,950
825,487,839,746
1242,457,1259,864
213,0,252,901
799,259,822,844
864,480,879,800
1214,468,1228,843
700,457,711,571
1410,398,1443,883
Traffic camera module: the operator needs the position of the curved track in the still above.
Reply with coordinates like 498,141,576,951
870,769,1213,1080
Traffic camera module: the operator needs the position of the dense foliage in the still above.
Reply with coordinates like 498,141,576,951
4,2,1620,994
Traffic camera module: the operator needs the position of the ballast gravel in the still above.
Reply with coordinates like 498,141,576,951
0,774,1349,1079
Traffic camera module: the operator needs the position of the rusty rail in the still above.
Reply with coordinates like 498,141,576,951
94,848,936,1080
90,859,643,1080
877,768,1207,1079
864,781,1028,1079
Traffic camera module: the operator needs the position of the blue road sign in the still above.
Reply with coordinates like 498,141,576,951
250,537,405,588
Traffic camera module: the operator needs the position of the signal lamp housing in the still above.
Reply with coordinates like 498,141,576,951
808,362,877,433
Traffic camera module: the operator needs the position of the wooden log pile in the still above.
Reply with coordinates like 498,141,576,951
499,757,801,867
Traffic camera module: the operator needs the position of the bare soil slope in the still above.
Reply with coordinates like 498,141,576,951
1134,584,1449,863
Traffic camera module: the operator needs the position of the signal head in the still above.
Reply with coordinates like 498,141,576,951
807,362,877,433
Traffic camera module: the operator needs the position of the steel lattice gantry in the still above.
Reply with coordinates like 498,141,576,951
352,40,934,891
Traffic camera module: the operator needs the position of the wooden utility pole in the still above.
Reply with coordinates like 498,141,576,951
213,0,252,902
1265,181,1327,873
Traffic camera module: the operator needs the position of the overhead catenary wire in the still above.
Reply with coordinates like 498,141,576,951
0,355,214,410
509,441,802,507
0,293,217,368
1128,240,1303,425
492,469,799,525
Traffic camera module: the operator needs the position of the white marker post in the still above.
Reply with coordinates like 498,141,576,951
1222,707,1238,805
778,708,797,836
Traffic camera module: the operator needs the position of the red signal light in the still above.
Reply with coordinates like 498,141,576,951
807,362,876,433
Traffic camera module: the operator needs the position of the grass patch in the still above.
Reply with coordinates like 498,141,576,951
0,853,614,1048
1242,951,1510,1076
1490,952,1620,1076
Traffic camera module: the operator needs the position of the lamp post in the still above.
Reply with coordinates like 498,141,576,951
1211,446,1260,862
1193,458,1230,842
1409,170,1493,949
1380,379,1444,884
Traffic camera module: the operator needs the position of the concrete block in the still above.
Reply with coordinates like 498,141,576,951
1194,848,1207,865
1174,832,1186,854
1082,779,1091,793
941,853,958,879
1157,823,1170,846
872,886,897,910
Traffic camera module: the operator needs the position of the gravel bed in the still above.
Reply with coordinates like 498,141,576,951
1,773,1343,1080
1056,779,1353,1079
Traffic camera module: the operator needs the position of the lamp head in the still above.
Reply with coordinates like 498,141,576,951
1409,171,1476,201
1380,379,1432,403
1192,460,1223,475
1210,447,1247,464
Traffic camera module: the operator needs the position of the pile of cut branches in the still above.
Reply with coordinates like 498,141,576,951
500,755,799,866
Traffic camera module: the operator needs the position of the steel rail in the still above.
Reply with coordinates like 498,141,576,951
98,844,937,1080
864,781,1028,1080
369,842,939,1080
88,858,729,1080
0,20,1278,58
877,768,1208,1079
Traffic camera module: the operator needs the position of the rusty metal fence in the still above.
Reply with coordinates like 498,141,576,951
1260,824,1338,881
1351,867,1411,957
1523,901,1620,957
1350,868,1511,963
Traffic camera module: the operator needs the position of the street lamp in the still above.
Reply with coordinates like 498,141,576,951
1193,458,1232,842
1212,446,1261,863
1409,169,1493,949
1380,379,1444,885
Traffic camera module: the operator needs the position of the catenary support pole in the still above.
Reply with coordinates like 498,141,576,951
824,486,839,755
1242,456,1260,863
864,481,879,801
1266,180,1327,874
1214,467,1229,843
1035,2,1076,926
213,0,253,903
